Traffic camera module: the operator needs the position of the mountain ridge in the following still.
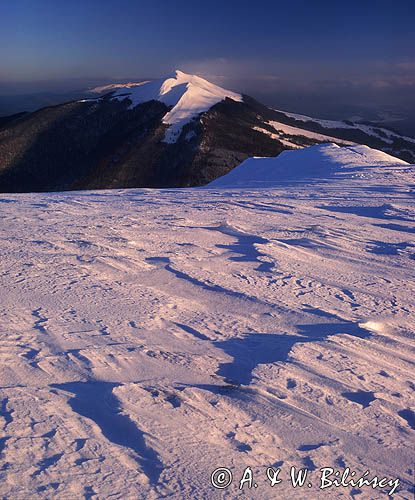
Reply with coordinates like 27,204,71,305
0,70,414,193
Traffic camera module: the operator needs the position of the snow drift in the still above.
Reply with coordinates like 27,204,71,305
207,143,409,188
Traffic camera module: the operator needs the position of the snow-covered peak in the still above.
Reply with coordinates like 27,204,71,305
207,143,410,188
94,70,242,143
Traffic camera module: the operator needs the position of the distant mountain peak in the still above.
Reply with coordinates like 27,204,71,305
91,70,242,143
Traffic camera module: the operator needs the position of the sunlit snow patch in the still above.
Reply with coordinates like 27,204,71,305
359,321,386,333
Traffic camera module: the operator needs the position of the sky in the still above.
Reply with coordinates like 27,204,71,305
1,0,415,127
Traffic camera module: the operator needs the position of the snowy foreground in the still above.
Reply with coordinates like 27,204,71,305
0,155,414,499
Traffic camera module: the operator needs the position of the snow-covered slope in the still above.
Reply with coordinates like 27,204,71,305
208,143,410,188
277,109,415,146
0,161,414,498
96,70,242,143
262,121,355,147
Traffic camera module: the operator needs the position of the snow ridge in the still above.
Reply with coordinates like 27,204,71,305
208,143,410,188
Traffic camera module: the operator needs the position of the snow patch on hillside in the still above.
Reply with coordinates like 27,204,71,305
276,109,415,145
256,121,355,146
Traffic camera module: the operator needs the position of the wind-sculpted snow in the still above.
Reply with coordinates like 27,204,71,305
0,158,414,498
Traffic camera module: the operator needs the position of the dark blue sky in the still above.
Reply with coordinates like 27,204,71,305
1,0,415,125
